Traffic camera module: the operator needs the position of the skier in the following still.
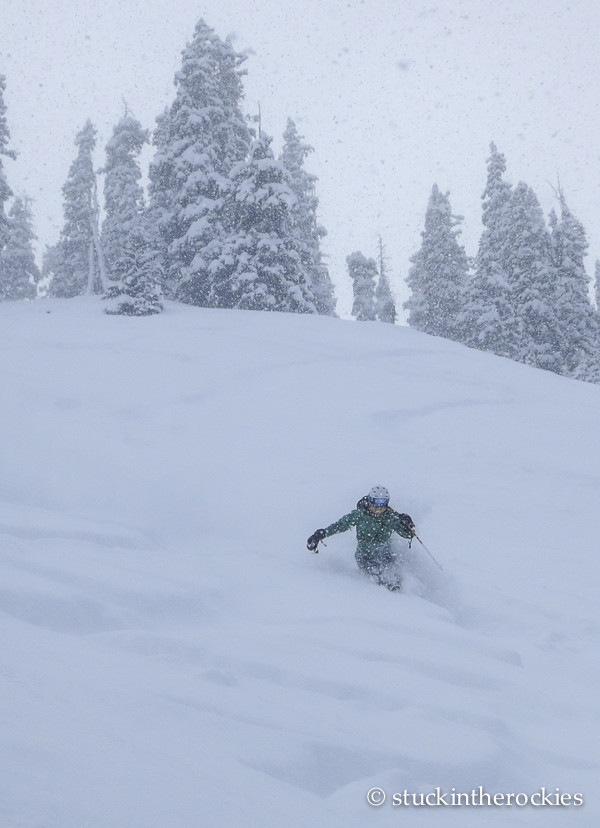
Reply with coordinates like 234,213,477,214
307,486,416,591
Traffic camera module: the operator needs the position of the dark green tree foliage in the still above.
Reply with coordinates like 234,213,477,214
101,115,163,316
0,75,17,284
148,18,252,302
48,120,102,297
460,144,515,355
210,135,316,312
280,118,336,316
0,196,39,301
347,251,377,321
549,197,600,380
405,185,467,336
375,236,396,323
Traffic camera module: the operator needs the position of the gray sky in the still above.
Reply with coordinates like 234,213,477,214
2,0,600,315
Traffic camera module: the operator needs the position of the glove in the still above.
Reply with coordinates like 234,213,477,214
398,513,416,537
307,529,326,551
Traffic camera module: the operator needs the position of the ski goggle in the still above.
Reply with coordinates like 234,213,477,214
370,497,389,506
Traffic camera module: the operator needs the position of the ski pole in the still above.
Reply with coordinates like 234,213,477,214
414,535,443,570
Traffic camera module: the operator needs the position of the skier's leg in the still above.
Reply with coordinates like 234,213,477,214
355,544,383,584
356,543,398,588
375,543,402,591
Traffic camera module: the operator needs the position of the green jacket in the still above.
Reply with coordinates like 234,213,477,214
324,497,414,549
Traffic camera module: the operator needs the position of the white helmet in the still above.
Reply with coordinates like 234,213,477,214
368,485,389,505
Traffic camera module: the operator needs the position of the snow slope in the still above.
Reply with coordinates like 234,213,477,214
0,297,598,827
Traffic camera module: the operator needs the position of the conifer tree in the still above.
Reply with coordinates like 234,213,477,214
595,260,600,310
459,151,596,379
280,118,336,316
501,181,561,371
405,185,467,337
460,144,515,355
210,134,316,313
101,114,163,316
347,251,377,321
0,196,39,301
549,196,600,379
104,246,163,317
375,236,396,323
39,244,61,298
148,18,252,303
101,114,149,280
48,120,104,298
0,75,17,283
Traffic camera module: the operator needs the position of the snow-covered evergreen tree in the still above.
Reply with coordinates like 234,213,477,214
0,75,17,284
101,114,163,316
148,18,252,303
501,181,561,372
595,260,600,310
39,244,60,298
459,144,515,355
405,184,468,337
375,236,396,323
0,196,39,301
48,120,103,298
459,149,594,378
209,134,316,313
101,114,149,280
549,196,600,380
104,245,163,317
280,118,336,316
347,251,377,321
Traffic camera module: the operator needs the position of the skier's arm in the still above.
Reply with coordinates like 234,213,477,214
307,511,359,551
323,510,360,537
393,512,416,540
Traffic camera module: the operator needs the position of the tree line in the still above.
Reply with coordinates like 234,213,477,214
0,19,337,317
403,144,600,384
2,20,600,386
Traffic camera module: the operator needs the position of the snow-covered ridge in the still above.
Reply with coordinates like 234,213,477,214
0,297,598,827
